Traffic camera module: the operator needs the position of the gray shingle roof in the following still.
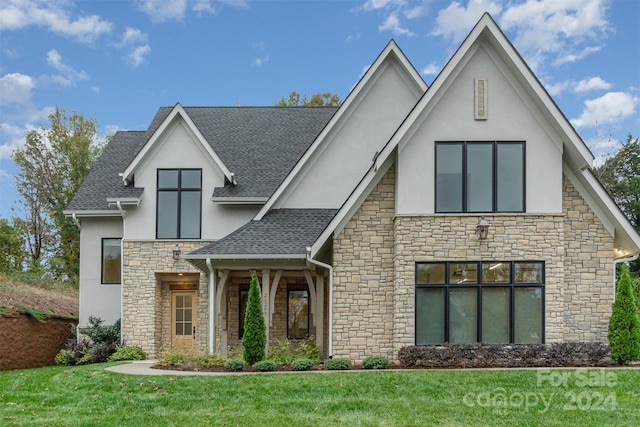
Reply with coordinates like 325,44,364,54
66,131,146,212
188,209,338,256
68,106,337,211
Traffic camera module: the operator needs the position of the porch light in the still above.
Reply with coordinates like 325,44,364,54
172,244,181,260
476,217,490,240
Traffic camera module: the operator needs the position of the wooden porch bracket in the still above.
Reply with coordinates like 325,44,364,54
268,270,283,327
303,270,317,326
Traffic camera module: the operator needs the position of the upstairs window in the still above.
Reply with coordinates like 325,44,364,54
157,169,202,239
435,141,525,213
101,238,121,284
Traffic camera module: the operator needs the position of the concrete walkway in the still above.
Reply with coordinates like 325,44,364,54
106,361,232,376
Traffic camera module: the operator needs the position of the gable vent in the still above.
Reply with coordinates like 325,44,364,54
474,77,488,120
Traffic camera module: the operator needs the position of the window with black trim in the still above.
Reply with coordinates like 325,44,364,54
157,169,202,239
101,238,121,284
435,141,525,213
415,261,543,344
287,289,309,339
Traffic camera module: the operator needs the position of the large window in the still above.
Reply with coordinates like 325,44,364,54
435,142,525,213
101,238,121,284
415,261,543,344
288,289,309,339
157,169,202,239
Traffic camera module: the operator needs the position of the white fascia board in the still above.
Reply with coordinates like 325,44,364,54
211,197,268,205
254,40,426,221
63,210,123,217
122,103,233,182
106,197,142,205
310,154,394,258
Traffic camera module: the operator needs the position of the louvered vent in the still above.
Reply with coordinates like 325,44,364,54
474,77,488,120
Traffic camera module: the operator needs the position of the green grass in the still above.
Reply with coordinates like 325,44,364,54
1,364,639,426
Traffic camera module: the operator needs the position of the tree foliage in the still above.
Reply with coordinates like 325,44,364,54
12,106,105,282
276,91,341,107
242,272,266,364
595,134,640,275
608,264,640,364
0,219,24,272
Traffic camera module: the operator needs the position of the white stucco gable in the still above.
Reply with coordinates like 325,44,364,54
122,103,233,184
255,40,427,218
309,13,640,258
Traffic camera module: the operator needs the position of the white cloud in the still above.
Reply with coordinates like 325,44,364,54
362,0,399,11
500,0,609,71
404,5,426,19
574,77,611,93
432,0,502,44
136,0,188,23
0,73,34,105
379,12,415,36
346,33,362,43
118,27,149,47
46,49,89,86
127,45,151,68
544,79,572,97
571,92,638,128
421,63,440,76
0,0,112,44
251,56,270,67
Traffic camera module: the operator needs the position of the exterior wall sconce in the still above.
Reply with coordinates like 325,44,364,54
476,217,490,240
172,244,181,260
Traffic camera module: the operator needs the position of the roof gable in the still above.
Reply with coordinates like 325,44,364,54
255,40,427,219
122,103,233,184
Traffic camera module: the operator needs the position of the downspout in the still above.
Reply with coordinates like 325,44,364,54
71,213,82,343
206,258,216,354
613,253,639,296
71,213,81,231
117,201,125,344
306,247,334,358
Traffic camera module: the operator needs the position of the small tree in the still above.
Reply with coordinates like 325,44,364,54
608,264,640,364
242,272,266,364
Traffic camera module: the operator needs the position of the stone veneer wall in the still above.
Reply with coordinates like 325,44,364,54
333,164,615,362
122,241,211,357
562,176,613,341
333,167,396,362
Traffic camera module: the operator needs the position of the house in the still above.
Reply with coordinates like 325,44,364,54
66,14,640,362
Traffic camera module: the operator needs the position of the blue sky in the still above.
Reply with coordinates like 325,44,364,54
1,0,638,219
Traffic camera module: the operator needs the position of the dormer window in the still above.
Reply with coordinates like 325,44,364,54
156,169,202,239
435,141,525,213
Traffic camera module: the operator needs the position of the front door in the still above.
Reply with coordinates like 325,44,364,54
171,291,197,353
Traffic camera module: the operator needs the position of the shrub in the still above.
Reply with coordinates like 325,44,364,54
156,349,190,366
224,358,245,372
268,337,320,364
252,360,277,372
242,272,266,365
90,341,118,363
79,316,120,345
362,355,389,370
325,358,351,370
398,342,613,368
292,357,314,371
109,346,146,361
55,339,90,366
608,265,640,364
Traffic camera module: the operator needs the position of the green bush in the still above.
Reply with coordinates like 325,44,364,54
109,346,147,361
242,272,266,365
224,358,245,372
156,349,190,366
608,265,640,364
89,341,117,363
79,316,120,344
268,337,320,364
362,356,389,369
292,357,314,371
55,340,90,366
252,360,277,372
325,358,351,370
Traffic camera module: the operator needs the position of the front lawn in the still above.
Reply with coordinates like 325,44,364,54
1,364,639,426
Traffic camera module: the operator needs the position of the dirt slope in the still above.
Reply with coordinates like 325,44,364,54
0,277,78,317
